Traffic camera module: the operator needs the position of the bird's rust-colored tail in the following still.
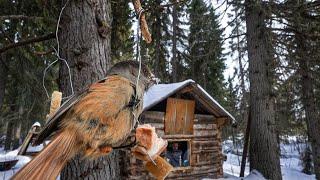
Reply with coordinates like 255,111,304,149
12,130,79,180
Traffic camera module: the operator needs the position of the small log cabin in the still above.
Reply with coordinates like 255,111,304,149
122,79,235,179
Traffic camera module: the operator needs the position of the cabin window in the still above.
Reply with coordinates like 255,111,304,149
164,98,195,135
162,140,191,168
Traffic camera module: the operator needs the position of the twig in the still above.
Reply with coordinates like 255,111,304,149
33,49,54,56
0,33,55,54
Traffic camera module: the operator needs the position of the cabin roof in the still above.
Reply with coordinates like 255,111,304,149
143,79,235,124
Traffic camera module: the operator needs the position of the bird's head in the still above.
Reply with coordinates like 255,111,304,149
107,60,156,91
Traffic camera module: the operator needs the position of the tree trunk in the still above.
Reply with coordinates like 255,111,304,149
4,121,13,150
0,54,7,110
58,0,119,179
298,44,320,180
245,0,282,179
154,0,161,78
171,2,178,83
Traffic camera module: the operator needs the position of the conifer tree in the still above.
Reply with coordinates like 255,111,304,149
187,0,226,102
111,1,134,63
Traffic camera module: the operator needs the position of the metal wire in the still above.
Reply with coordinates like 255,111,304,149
42,0,74,100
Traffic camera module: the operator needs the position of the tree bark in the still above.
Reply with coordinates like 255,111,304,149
58,0,118,179
300,59,320,179
0,54,7,110
171,1,178,83
154,0,161,79
4,121,13,150
245,0,282,179
297,35,320,179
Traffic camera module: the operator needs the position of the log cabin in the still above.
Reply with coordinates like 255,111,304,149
121,79,235,179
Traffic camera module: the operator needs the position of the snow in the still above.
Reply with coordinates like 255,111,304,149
0,149,31,179
0,141,50,179
26,141,49,152
143,79,194,110
32,122,41,127
223,138,316,180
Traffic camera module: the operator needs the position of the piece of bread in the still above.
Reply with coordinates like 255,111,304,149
132,124,168,161
145,155,173,180
135,124,157,150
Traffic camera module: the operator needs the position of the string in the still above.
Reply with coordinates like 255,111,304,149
133,8,157,166
42,0,74,100
134,8,145,125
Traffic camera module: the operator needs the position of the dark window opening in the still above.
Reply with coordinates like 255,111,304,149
162,141,190,167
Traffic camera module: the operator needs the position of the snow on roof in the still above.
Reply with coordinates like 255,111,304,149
143,79,195,111
143,79,235,122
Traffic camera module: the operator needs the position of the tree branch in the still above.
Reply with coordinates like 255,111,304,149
0,33,55,54
0,15,45,21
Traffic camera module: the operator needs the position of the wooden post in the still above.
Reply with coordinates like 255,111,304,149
132,0,152,43
17,123,41,155
240,109,251,177
47,91,62,120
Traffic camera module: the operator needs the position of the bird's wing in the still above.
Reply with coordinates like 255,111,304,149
34,78,108,145
33,92,86,145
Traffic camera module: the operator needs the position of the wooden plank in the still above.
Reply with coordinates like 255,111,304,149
175,99,185,134
165,98,195,135
165,98,176,134
184,100,195,134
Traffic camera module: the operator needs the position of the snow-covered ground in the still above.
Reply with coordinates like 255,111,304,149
0,149,31,180
223,138,316,180
0,137,317,179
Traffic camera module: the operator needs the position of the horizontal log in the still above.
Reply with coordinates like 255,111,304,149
193,160,223,167
194,130,218,137
192,149,221,154
163,134,218,139
142,111,224,126
141,111,165,123
194,114,216,123
192,141,221,148
192,140,220,146
168,166,221,179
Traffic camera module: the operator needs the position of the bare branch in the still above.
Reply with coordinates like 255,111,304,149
0,15,46,21
0,33,55,54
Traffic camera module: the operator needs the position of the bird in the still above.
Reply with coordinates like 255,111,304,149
12,60,155,180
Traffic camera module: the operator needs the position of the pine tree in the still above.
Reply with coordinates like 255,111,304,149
0,0,58,150
138,0,171,82
187,0,226,102
170,0,188,82
227,0,248,129
111,1,134,63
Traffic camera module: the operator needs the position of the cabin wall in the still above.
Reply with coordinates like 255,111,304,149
123,111,224,179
